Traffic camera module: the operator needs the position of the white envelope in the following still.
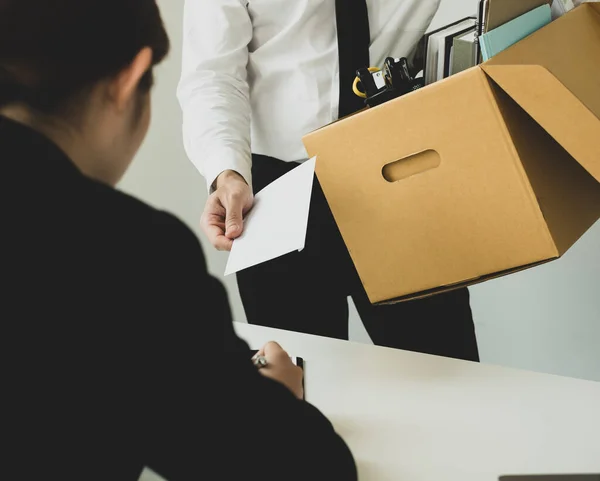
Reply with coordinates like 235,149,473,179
224,157,316,276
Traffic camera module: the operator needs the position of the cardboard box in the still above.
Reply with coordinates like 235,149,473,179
303,4,600,304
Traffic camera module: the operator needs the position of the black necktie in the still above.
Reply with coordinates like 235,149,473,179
336,0,371,118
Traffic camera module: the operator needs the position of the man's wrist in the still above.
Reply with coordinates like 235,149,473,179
214,169,247,190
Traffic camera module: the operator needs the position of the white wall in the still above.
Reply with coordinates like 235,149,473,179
120,0,600,382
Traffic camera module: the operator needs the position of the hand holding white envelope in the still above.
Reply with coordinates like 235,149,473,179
224,157,316,276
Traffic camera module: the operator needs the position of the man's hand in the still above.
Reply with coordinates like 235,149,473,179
201,170,253,251
257,342,304,399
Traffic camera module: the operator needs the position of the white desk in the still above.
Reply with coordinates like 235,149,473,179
235,322,600,481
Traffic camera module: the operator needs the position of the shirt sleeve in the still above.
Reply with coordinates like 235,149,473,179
177,0,253,191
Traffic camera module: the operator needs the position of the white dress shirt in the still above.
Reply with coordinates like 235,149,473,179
178,0,441,190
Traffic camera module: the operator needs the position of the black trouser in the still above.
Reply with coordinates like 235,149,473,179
237,154,480,362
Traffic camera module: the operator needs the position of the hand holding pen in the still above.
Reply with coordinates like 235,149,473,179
252,342,304,400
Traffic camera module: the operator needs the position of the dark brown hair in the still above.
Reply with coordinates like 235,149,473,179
0,0,170,113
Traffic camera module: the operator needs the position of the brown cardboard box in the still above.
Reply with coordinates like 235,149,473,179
303,4,600,305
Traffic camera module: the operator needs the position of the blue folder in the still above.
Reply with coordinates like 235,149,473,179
479,4,552,61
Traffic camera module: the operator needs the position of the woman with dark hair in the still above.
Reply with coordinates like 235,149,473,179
0,1,356,480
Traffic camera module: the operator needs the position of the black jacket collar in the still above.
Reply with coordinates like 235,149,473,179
0,115,83,180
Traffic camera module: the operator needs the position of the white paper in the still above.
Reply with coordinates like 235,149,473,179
224,157,316,276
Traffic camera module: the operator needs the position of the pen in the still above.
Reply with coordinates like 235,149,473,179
251,351,268,369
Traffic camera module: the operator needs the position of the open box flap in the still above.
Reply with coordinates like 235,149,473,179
481,3,600,183
482,64,600,183
485,77,600,256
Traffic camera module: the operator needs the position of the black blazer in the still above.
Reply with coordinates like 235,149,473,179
1,116,356,481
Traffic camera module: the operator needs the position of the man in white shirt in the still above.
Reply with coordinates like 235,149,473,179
178,0,479,362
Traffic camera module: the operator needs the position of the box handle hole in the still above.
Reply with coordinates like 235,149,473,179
382,149,441,183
